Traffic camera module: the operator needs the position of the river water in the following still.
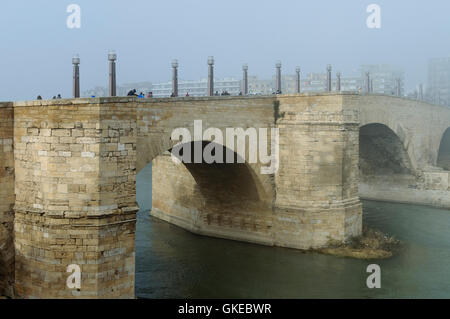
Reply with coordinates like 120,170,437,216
135,164,450,298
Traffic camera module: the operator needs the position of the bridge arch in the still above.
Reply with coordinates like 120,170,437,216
138,139,275,244
358,115,417,171
136,131,275,207
359,123,415,180
437,127,450,170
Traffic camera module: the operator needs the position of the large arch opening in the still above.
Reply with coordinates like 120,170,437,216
437,128,450,170
359,123,415,185
153,140,269,217
135,140,273,298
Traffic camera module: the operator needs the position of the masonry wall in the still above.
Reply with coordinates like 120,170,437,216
152,154,275,246
136,96,277,175
343,95,450,208
144,96,278,246
150,94,363,250
342,94,450,170
0,102,14,297
8,93,447,297
13,98,138,298
273,95,362,248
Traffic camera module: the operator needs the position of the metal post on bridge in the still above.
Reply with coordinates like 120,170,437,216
326,64,332,92
108,51,117,97
207,56,214,96
365,72,370,93
418,83,423,101
72,54,80,98
396,78,401,97
242,64,248,95
172,59,179,97
336,72,341,92
275,61,282,94
295,67,301,93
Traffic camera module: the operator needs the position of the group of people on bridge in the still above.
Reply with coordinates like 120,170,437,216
36,94,62,100
128,89,191,98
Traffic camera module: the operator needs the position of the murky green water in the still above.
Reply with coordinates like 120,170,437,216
136,165,450,298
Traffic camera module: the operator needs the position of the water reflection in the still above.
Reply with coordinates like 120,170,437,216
136,164,450,298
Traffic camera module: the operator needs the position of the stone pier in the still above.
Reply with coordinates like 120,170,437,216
13,98,138,298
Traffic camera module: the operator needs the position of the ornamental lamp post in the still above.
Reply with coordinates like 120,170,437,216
108,51,117,97
295,67,301,93
275,61,282,94
326,64,332,92
172,59,179,97
242,64,248,95
336,72,341,92
207,56,214,96
72,54,80,98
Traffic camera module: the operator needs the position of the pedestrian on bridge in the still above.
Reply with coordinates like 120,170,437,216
127,89,137,96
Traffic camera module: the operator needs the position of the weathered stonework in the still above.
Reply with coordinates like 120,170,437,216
0,93,447,298
0,102,14,297
273,95,362,248
344,94,450,170
13,98,138,298
346,94,450,207
150,95,362,249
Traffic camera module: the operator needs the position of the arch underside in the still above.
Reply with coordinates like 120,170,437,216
437,127,450,170
358,121,450,208
145,140,276,246
137,134,275,204
359,123,417,187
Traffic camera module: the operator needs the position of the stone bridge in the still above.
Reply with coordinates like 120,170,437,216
0,93,449,298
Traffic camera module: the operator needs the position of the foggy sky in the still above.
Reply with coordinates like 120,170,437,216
0,0,449,101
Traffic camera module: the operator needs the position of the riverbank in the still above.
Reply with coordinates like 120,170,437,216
360,178,450,209
316,225,401,260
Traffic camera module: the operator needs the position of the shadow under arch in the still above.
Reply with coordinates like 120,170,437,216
136,133,275,206
169,141,262,207
359,123,414,180
138,140,274,230
437,127,450,170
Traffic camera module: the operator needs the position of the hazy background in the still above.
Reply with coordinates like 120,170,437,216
0,0,448,100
